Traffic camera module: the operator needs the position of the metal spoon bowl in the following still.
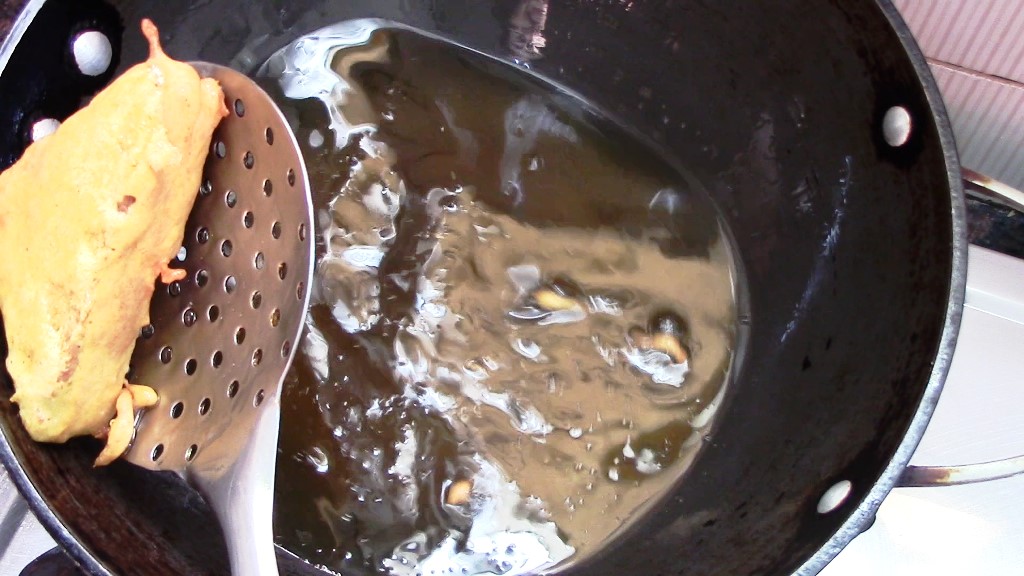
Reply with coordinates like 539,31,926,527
123,62,313,576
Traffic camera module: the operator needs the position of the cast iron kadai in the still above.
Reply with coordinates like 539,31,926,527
1,1,1022,575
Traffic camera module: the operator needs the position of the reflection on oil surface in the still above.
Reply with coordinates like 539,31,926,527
260,21,738,575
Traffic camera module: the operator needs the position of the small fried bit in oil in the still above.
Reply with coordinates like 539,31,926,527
446,478,473,506
533,287,581,312
628,326,690,365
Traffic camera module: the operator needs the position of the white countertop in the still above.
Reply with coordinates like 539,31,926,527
822,245,1024,575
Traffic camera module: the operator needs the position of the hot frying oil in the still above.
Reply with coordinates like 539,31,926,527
259,21,739,576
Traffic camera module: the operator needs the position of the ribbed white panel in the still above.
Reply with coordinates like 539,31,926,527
894,0,1024,84
892,0,1024,190
929,62,1024,190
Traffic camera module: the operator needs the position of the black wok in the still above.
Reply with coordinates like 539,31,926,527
0,0,965,574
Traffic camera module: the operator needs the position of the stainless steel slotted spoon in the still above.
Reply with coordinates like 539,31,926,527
124,63,313,576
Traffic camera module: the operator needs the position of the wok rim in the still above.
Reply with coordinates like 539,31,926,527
793,0,968,573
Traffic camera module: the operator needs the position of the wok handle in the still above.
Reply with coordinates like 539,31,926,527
898,168,1024,489
900,456,1024,487
962,167,1024,214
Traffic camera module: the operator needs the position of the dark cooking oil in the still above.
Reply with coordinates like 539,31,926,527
258,20,738,576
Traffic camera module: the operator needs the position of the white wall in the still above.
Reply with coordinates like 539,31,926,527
893,0,1024,190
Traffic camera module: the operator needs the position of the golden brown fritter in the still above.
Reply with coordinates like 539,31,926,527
0,20,227,465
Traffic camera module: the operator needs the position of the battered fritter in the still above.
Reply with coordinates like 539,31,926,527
0,20,227,465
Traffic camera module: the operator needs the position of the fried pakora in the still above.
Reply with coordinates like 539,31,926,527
0,20,227,465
